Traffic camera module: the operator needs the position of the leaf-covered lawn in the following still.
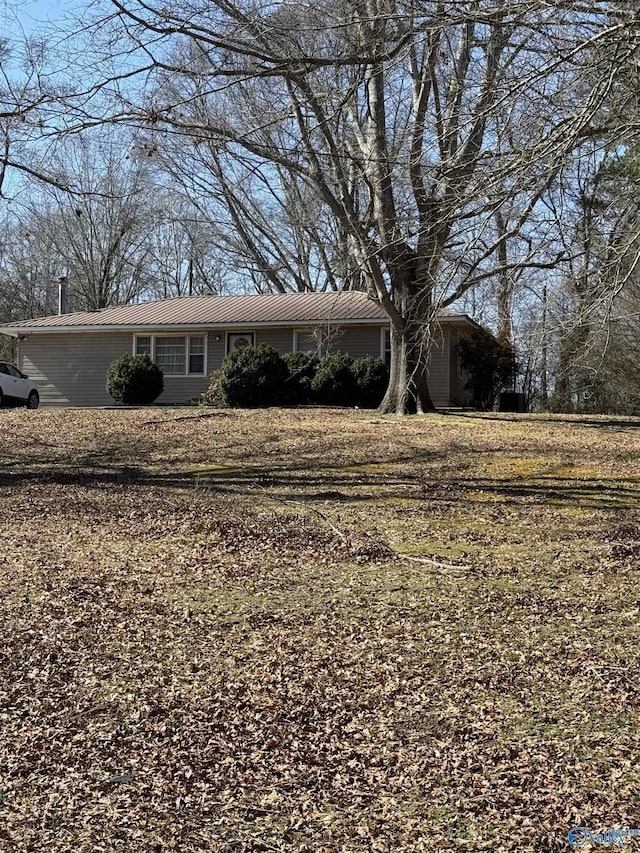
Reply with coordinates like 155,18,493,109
2,407,640,852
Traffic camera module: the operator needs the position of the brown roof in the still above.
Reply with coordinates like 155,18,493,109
1,291,390,332
0,290,476,335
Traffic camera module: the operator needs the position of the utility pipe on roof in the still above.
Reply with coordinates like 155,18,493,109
58,276,67,315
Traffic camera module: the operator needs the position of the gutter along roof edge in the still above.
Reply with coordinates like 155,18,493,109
0,314,480,336
0,317,393,336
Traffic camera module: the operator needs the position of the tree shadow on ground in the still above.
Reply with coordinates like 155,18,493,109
449,411,640,433
2,450,639,514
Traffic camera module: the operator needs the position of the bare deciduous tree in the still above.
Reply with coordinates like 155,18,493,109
23,135,154,310
143,190,228,298
93,1,629,412
146,99,362,295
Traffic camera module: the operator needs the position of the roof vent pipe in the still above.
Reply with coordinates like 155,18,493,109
58,276,67,315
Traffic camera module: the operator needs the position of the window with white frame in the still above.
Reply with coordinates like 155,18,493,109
134,334,206,376
189,336,205,374
135,335,152,357
382,328,391,369
155,336,186,374
293,329,319,354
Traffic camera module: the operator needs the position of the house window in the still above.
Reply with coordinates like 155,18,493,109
381,328,391,369
294,329,319,354
293,326,343,357
189,336,205,374
135,336,152,357
156,336,186,375
133,334,207,376
226,332,255,354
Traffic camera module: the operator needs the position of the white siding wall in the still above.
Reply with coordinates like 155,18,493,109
17,323,458,407
207,325,386,367
257,327,298,354
20,332,130,406
328,326,383,359
19,332,212,406
426,330,450,408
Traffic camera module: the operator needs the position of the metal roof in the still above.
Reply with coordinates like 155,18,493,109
0,290,473,335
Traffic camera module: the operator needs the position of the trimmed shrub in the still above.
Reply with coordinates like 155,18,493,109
311,351,358,406
219,344,289,407
201,369,227,407
352,357,389,408
106,353,164,405
283,351,319,404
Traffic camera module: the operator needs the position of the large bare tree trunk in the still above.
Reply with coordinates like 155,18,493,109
377,276,435,414
377,321,435,414
495,209,514,344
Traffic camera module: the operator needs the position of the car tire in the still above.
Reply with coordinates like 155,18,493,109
26,390,39,410
0,389,3,408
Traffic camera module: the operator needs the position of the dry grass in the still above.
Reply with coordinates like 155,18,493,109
2,407,640,852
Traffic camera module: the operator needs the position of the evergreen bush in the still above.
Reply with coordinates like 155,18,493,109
106,353,164,405
218,344,289,407
311,351,358,406
352,356,389,408
201,369,227,407
282,351,319,404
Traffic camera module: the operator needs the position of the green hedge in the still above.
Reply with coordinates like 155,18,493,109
352,356,389,409
218,344,290,407
457,333,516,411
282,351,320,404
210,345,389,408
310,352,358,406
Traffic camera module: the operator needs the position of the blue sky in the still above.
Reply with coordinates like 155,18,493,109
7,0,81,35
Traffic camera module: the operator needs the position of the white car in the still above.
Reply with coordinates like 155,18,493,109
0,361,39,409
